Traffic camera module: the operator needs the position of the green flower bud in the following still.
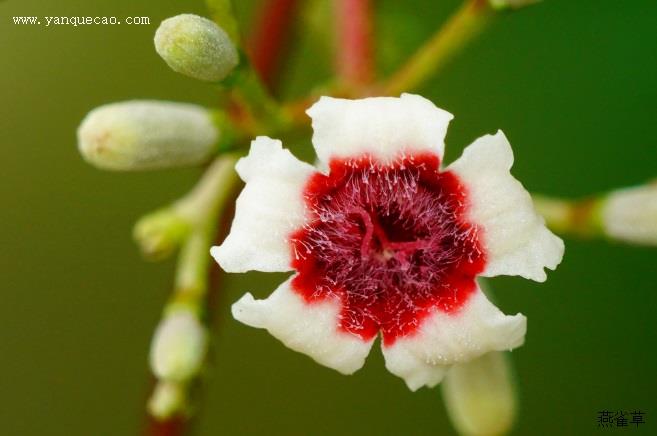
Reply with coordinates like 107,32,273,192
148,381,185,419
149,311,207,383
442,352,517,436
133,208,191,260
154,14,239,82
77,100,218,171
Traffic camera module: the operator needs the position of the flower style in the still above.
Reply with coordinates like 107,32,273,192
211,94,564,390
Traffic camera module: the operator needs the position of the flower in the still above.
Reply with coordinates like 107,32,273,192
211,94,564,390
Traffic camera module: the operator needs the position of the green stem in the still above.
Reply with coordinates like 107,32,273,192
532,195,573,236
205,0,240,43
147,154,240,428
133,153,241,262
223,61,291,138
532,194,603,239
383,0,493,95
535,187,657,247
172,155,241,307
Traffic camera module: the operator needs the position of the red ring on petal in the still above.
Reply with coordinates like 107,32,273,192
290,153,486,345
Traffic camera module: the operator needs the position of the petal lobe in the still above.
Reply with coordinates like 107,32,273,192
232,277,375,375
212,136,315,273
448,131,564,281
307,94,453,166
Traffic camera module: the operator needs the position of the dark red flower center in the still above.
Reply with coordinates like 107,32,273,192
290,153,485,345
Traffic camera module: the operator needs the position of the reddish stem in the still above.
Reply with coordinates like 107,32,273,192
247,0,299,91
144,416,185,436
335,0,375,86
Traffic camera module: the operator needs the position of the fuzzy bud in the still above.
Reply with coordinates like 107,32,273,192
150,311,207,383
154,14,239,82
602,183,657,245
442,352,517,436
133,208,191,260
77,100,218,171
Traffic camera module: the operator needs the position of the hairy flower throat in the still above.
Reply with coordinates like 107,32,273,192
291,154,486,344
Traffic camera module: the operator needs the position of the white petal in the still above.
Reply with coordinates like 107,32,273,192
232,277,375,375
382,288,525,391
306,94,453,166
447,131,564,282
211,136,315,273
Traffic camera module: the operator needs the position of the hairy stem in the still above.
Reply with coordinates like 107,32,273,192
383,0,493,95
335,0,375,86
227,62,291,136
173,157,240,301
533,194,603,239
247,0,299,91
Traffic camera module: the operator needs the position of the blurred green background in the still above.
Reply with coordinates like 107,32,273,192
1,0,656,434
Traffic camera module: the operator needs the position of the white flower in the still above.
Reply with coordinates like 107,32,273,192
211,94,564,390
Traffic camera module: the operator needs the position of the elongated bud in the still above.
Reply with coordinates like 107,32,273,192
150,311,207,383
602,183,657,245
77,100,218,170
442,352,517,436
154,14,239,82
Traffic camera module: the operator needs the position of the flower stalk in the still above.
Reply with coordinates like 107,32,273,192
534,181,657,246
532,194,605,241
383,0,493,96
335,0,375,87
224,61,292,135
168,154,240,312
133,153,240,261
247,0,300,90
205,0,240,43
147,155,240,422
